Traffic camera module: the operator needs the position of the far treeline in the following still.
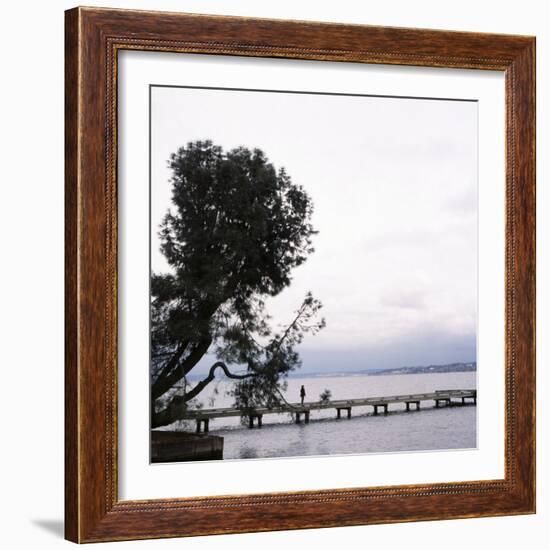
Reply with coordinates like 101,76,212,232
283,362,477,380
364,362,477,376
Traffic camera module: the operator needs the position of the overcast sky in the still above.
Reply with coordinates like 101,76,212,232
151,86,477,374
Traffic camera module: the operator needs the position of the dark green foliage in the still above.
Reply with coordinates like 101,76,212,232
319,389,332,404
151,141,325,427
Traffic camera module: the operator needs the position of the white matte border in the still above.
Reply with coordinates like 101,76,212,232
118,51,505,500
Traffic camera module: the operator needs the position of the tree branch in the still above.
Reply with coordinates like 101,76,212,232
179,361,255,403
152,361,256,428
152,338,212,400
151,340,188,382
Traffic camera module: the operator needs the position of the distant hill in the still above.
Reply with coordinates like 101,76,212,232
361,362,477,376
285,362,477,379
186,361,477,380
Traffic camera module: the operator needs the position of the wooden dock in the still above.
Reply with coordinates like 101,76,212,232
185,389,477,433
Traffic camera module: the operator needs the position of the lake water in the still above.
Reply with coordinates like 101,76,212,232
175,371,476,460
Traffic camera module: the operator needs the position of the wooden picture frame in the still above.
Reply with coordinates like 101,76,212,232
65,6,536,543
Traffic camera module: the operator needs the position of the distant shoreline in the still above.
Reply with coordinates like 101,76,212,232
289,361,477,378
288,362,477,379
185,362,477,381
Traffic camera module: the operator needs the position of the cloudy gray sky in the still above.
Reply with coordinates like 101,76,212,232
151,86,477,374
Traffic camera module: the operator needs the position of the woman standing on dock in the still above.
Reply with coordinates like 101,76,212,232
300,385,306,405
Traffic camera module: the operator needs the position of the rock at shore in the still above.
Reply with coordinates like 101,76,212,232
151,431,224,463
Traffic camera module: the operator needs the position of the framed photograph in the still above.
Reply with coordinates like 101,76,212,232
65,7,535,543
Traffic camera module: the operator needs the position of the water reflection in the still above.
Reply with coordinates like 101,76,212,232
197,372,477,460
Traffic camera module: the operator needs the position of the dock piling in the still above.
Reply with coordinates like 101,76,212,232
373,403,388,415
196,419,209,434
